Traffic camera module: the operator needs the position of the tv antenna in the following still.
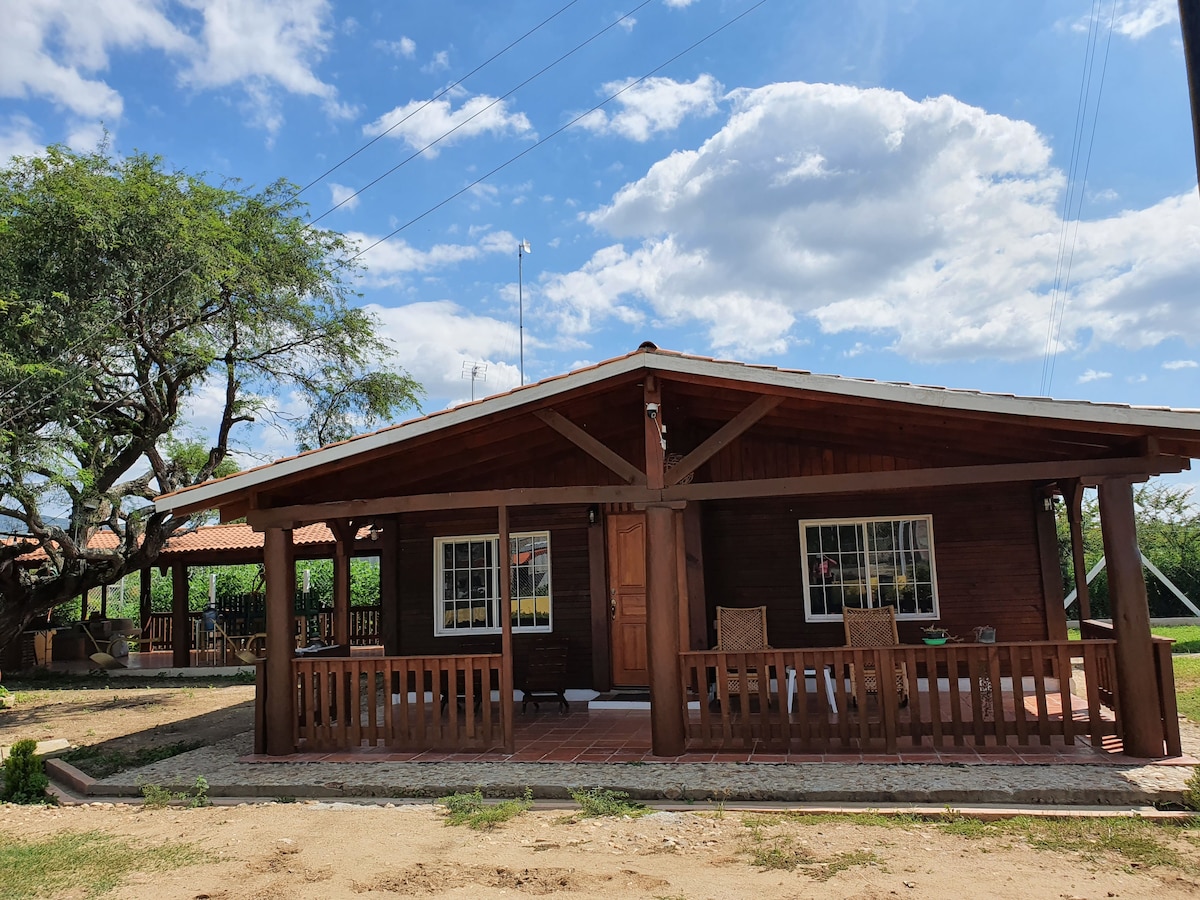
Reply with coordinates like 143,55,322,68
461,360,488,401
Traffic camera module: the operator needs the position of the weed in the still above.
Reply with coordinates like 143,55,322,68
274,796,298,804
569,787,649,818
1184,768,1200,812
749,837,813,870
0,830,201,900
139,776,211,809
437,788,533,829
1,739,52,805
60,741,203,778
808,849,882,881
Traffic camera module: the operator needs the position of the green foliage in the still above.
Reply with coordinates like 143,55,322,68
60,740,203,778
1184,768,1200,812
437,788,533,829
1058,482,1200,618
568,787,649,818
1,738,51,804
0,830,202,900
1174,656,1200,725
139,775,210,809
0,144,421,649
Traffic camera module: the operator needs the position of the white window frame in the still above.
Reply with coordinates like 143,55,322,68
433,531,553,636
799,515,940,622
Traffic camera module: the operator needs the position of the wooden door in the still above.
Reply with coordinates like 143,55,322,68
607,513,648,686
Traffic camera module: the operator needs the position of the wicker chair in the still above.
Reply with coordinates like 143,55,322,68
842,606,909,707
714,606,770,699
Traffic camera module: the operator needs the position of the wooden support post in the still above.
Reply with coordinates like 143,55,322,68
378,517,399,655
330,519,354,649
80,588,89,622
139,568,152,649
498,505,515,754
171,563,190,668
681,502,707,651
1098,478,1163,758
264,528,297,756
588,511,611,692
1065,479,1091,621
1035,489,1068,641
100,583,108,619
646,502,685,756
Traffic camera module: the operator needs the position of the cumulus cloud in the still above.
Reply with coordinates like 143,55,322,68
377,36,416,58
422,50,450,74
0,0,351,139
1163,359,1199,370
328,182,359,212
1077,369,1112,384
1113,0,1177,39
346,229,517,285
0,115,45,162
577,74,723,141
362,91,533,155
664,0,699,7
367,301,522,404
539,81,1200,360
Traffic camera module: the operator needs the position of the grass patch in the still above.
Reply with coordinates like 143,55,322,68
0,830,202,899
436,788,533,829
569,787,649,818
1174,656,1200,725
748,837,813,870
1069,625,1200,654
60,741,204,778
808,849,883,881
140,776,211,810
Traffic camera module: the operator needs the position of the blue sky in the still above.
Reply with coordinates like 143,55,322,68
2,1,1199,467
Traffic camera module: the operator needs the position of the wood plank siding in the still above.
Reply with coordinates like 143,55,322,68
700,484,1050,650
390,505,597,688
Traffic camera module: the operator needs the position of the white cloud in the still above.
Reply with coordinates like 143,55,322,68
0,0,189,119
539,81,1200,361
362,91,534,155
577,74,723,141
422,50,450,74
377,36,416,58
1163,359,1199,370
1114,0,1177,39
180,0,353,131
328,182,359,212
664,0,699,7
618,16,638,33
367,301,522,404
346,229,517,285
1077,369,1112,384
0,115,45,162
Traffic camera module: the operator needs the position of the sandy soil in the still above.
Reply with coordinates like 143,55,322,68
0,678,255,760
2,801,1199,900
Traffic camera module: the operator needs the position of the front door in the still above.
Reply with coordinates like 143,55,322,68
607,512,648,686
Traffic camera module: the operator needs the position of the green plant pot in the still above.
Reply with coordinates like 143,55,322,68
922,637,948,645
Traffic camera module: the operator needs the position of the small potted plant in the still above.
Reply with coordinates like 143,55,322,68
922,625,951,645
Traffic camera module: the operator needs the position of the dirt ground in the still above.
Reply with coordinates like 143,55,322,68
2,679,1200,900
0,676,255,761
2,801,1200,900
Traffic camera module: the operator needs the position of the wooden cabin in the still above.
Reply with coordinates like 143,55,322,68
153,345,1200,759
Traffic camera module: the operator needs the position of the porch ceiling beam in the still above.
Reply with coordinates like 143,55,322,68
664,395,783,486
245,484,656,530
662,454,1189,503
533,409,646,485
241,454,1187,530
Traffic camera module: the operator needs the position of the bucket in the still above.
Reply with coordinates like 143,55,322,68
974,626,996,644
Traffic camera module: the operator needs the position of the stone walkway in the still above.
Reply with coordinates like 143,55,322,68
53,729,1196,808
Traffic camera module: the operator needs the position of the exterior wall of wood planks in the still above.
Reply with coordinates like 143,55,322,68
699,484,1052,650
390,505,596,688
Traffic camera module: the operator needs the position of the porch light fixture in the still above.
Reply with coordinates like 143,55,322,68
368,523,383,541
587,504,599,526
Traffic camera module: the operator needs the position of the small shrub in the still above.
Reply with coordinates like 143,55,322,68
569,787,649,818
2,739,52,804
1184,768,1200,812
140,776,210,809
437,788,532,829
141,784,174,809
749,838,813,870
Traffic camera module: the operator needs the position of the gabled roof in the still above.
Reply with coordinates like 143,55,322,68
154,346,1200,515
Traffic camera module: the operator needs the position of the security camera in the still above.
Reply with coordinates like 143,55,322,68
646,402,659,420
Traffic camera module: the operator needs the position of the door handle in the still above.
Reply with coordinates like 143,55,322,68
610,598,617,620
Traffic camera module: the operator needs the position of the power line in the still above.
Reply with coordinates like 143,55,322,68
0,0,587,411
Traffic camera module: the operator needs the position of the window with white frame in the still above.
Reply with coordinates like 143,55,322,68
799,516,938,621
434,532,552,635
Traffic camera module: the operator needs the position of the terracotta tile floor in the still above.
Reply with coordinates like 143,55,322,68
247,707,1197,766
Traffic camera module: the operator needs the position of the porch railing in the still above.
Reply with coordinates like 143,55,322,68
292,654,511,752
679,641,1133,753
142,605,383,652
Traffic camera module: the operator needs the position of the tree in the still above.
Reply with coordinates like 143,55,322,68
1057,482,1200,618
0,146,422,651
